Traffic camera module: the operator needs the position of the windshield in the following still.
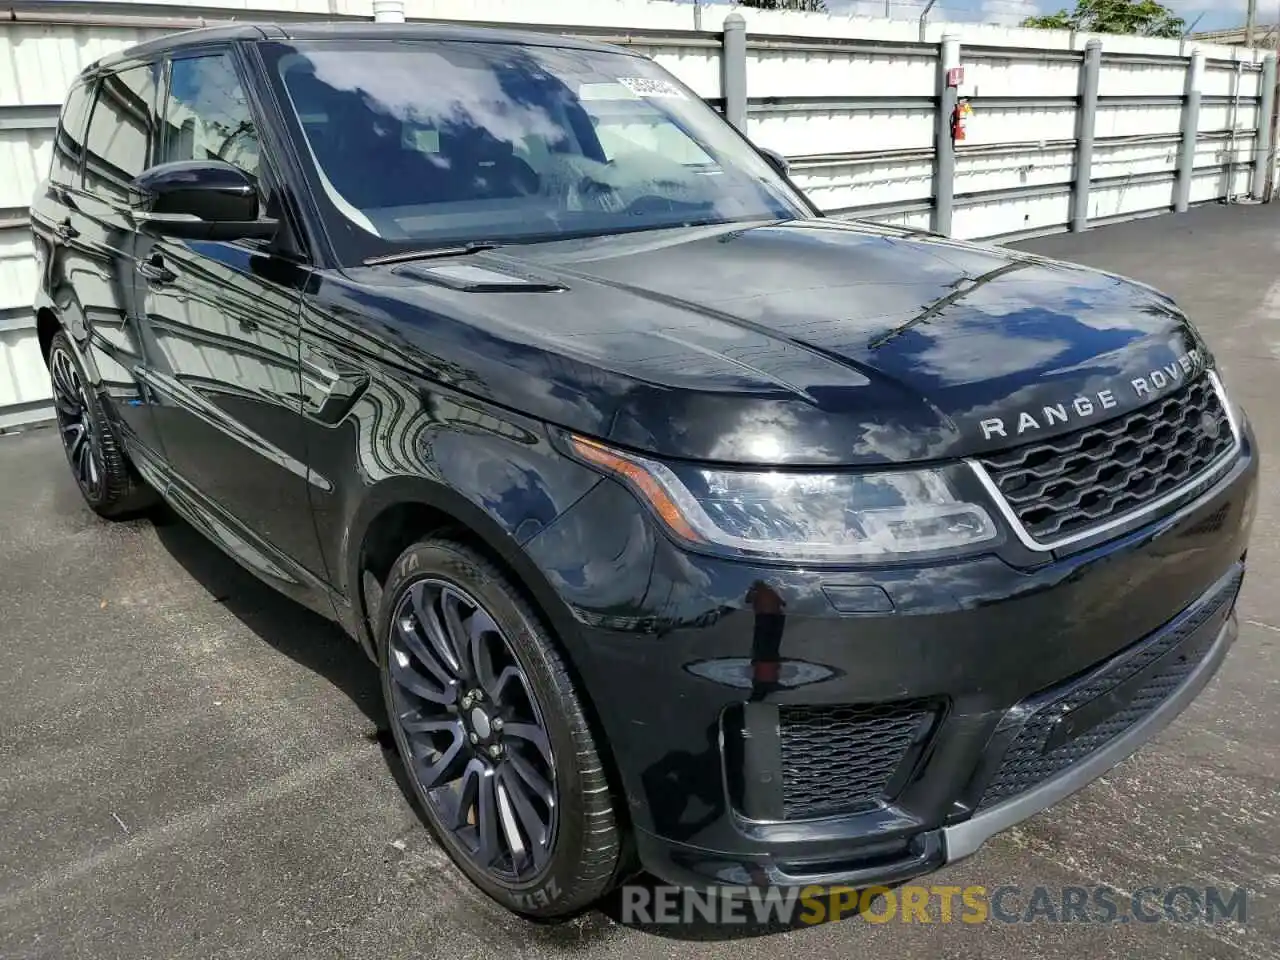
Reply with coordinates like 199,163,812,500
262,39,812,262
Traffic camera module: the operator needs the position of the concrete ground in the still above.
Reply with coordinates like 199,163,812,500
1,203,1278,959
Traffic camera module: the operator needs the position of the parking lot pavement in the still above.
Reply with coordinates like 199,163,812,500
2,203,1278,959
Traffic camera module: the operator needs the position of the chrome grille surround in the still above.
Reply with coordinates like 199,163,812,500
968,370,1241,552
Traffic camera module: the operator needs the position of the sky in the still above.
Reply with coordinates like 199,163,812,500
819,0,1259,33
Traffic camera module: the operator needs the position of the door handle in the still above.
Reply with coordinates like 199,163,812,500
137,255,176,285
54,218,79,242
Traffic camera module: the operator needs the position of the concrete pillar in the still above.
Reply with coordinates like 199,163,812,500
1070,40,1102,232
1251,53,1277,200
1175,49,1204,214
722,12,748,133
932,35,960,236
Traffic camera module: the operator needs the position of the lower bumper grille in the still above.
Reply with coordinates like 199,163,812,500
779,700,938,820
977,571,1242,810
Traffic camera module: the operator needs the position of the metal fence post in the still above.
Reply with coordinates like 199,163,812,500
1251,53,1277,200
722,12,747,133
1071,40,1102,232
932,34,959,236
371,0,404,22
1175,49,1204,214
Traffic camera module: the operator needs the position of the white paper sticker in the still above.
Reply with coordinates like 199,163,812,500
578,81,641,101
616,76,689,100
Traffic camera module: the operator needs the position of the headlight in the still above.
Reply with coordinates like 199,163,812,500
568,435,998,561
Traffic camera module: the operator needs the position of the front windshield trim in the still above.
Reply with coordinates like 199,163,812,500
260,38,813,266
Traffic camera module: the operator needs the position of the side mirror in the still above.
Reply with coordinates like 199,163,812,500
129,160,278,242
758,147,790,178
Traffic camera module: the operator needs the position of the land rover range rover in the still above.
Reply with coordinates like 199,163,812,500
30,22,1256,918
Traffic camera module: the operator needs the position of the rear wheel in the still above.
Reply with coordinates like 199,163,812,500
47,331,156,518
377,538,622,918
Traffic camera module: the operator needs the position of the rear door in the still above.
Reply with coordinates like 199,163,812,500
135,47,328,591
42,65,167,456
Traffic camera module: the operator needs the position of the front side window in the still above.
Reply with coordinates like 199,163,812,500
262,40,809,263
82,65,158,201
160,53,261,179
51,80,93,188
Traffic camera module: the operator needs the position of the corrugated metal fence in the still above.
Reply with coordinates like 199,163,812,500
0,0,1275,429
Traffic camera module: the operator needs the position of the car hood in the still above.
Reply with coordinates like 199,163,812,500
343,218,1210,466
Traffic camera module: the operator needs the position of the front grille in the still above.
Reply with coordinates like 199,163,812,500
977,572,1240,810
979,374,1235,544
779,700,937,820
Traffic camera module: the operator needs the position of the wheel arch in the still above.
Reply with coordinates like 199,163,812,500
345,476,583,667
36,306,61,362
34,297,104,389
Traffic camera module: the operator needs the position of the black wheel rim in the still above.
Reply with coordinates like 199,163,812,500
387,579,558,882
50,346,102,499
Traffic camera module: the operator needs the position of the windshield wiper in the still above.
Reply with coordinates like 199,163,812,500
363,241,500,266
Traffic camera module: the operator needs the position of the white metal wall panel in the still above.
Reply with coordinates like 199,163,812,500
963,56,1079,98
747,48,935,99
1097,62,1186,98
638,45,722,100
1085,32,1184,55
964,104,1076,146
1199,103,1260,133
1201,65,1257,98
0,129,54,212
954,146,1073,195
1190,167,1252,203
748,107,933,157
1093,139,1179,179
1096,102,1182,138
952,189,1071,240
0,330,49,428
1214,67,1262,99
0,23,169,108
1192,133,1256,170
790,156,933,212
0,230,37,313
1088,177,1175,219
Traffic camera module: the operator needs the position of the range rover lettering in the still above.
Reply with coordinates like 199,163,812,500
30,23,1257,918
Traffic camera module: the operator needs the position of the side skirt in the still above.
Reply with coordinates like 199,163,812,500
126,437,351,629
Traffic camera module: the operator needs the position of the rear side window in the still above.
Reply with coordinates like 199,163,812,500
50,81,93,187
83,65,159,202
159,53,261,179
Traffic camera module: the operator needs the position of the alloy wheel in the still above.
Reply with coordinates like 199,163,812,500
387,579,558,882
49,346,102,499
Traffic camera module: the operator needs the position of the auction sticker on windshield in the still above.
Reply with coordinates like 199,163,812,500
616,76,688,99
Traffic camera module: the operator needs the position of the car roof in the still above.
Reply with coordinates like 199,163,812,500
89,20,636,74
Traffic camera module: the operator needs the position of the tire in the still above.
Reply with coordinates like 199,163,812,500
377,538,622,918
47,330,157,519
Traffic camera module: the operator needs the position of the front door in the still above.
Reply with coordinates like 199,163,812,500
135,49,328,597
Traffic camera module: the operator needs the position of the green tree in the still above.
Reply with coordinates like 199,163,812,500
1022,0,1184,37
739,0,828,10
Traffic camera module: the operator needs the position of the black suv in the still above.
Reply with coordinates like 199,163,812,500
31,22,1257,918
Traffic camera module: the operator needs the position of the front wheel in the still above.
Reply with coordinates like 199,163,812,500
377,538,623,918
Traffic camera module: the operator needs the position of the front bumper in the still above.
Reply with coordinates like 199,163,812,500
523,423,1257,891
